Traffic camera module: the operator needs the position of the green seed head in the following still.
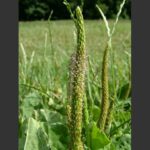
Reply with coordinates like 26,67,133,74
98,44,110,131
67,6,86,150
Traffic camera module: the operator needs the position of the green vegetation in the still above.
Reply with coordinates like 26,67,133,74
19,17,131,150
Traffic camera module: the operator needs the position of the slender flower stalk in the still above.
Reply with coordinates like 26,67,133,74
104,97,114,133
96,0,126,132
65,4,86,150
97,43,110,131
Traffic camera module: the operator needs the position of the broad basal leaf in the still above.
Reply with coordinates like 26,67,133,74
24,118,49,150
87,122,110,150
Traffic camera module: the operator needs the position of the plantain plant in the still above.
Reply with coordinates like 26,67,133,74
65,0,127,149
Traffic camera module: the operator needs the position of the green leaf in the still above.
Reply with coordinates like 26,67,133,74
24,118,49,150
98,143,116,150
50,123,69,145
37,127,50,150
88,122,110,149
46,125,66,150
22,105,34,118
39,121,68,150
24,92,41,107
92,105,101,121
19,119,28,150
117,83,131,100
38,109,66,124
21,92,41,118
